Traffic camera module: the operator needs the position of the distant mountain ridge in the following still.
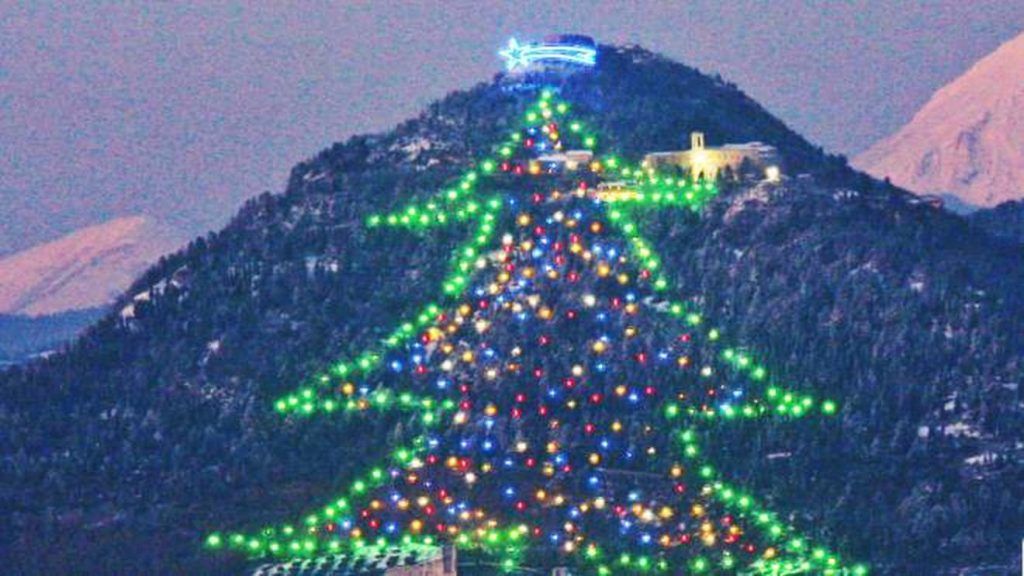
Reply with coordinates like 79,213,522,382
854,32,1024,207
969,200,1024,244
0,308,105,363
0,215,181,316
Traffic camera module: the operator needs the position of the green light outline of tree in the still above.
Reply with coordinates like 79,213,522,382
209,90,865,575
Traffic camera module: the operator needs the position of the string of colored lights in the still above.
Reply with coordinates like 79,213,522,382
207,89,863,574
206,436,430,556
676,430,866,575
211,209,856,572
273,91,600,409
274,91,748,412
208,430,863,573
274,197,501,414
286,199,806,420
602,206,835,419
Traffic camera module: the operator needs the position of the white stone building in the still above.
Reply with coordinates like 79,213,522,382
643,132,781,180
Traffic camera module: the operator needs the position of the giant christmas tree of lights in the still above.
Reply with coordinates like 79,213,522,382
207,90,866,575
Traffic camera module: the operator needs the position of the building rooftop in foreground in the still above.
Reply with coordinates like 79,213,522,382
252,544,454,576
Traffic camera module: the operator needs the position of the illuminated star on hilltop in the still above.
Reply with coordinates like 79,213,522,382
499,37,598,72
499,38,532,71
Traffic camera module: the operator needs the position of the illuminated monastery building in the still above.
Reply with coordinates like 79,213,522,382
644,132,781,181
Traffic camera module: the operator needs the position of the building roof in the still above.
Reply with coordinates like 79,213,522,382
536,150,594,163
645,142,777,156
719,142,777,153
252,545,442,576
643,151,687,159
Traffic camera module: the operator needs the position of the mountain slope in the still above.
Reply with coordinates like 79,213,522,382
854,32,1024,207
0,45,1020,575
0,308,105,363
969,200,1024,245
0,216,181,316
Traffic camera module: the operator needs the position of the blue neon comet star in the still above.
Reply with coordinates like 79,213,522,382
499,37,597,71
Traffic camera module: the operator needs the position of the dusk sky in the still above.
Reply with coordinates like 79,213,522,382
2,2,1022,254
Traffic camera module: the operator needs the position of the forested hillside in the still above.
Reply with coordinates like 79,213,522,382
1,45,1020,575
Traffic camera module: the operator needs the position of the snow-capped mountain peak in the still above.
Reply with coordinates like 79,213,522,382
0,216,180,316
854,32,1024,207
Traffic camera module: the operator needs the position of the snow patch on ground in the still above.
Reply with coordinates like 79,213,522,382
943,421,982,438
390,136,437,163
723,184,773,224
964,452,997,466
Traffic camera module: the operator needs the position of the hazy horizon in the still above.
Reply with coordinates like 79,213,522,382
2,2,1022,254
